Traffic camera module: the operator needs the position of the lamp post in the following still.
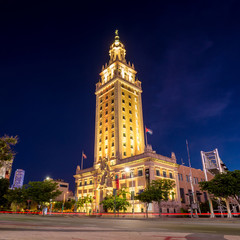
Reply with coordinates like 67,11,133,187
125,167,134,215
62,191,68,213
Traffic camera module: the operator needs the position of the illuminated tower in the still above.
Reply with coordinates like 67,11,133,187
94,30,145,163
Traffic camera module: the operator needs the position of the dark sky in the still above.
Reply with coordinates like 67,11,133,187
1,1,240,191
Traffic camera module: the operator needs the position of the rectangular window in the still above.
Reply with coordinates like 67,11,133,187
169,172,173,179
186,175,189,182
138,169,143,176
163,171,167,177
84,180,87,185
196,191,201,202
156,170,160,176
180,188,185,203
90,179,93,185
203,192,208,202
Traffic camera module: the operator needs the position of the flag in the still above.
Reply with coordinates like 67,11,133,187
82,152,87,159
145,127,153,135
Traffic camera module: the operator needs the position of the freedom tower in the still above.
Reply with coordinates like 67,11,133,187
74,32,181,213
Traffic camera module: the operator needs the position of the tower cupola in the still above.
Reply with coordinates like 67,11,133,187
109,30,126,64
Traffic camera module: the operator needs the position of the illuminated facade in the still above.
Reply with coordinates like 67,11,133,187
74,32,181,213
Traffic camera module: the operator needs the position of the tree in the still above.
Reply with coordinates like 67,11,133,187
199,172,237,218
151,179,176,216
0,178,10,209
77,195,93,212
4,187,28,211
135,187,153,218
0,135,18,166
227,170,240,208
26,181,62,208
100,188,130,213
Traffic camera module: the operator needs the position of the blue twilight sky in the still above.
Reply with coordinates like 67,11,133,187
1,1,240,190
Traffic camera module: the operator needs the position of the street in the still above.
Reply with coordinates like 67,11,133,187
0,215,240,239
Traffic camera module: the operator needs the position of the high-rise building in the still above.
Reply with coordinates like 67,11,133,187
12,169,25,189
74,31,181,213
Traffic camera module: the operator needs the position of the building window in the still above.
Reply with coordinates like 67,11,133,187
169,172,173,179
84,180,87,185
105,136,108,140
123,133,126,137
99,122,102,126
105,111,108,115
163,171,167,177
130,118,132,122
131,145,133,149
112,152,114,156
138,169,143,176
105,145,108,149
122,92,125,95
122,107,125,111
196,191,201,202
99,147,101,151
111,99,114,104
128,95,131,99
129,102,131,106
106,96,108,100
203,192,208,202
122,99,125,103
111,92,114,96
129,110,132,114
112,142,114,147
124,152,126,156
99,138,101,142
156,170,160,176
123,142,126,147
122,173,126,179
111,108,114,112
105,127,108,131
130,126,133,131
180,188,185,203
130,136,133,140
112,132,114,137
111,124,114,129
105,119,108,123
123,124,126,128
100,106,102,110
79,182,82,186
100,114,102,118
99,130,102,134
90,179,92,185
100,99,102,103
111,115,114,120
123,115,126,120
186,175,189,182
105,103,108,107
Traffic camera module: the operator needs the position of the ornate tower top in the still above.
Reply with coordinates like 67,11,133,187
109,30,126,64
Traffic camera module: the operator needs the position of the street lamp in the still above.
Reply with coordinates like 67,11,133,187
124,167,134,214
62,191,69,213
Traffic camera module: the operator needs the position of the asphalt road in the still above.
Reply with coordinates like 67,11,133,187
0,214,240,240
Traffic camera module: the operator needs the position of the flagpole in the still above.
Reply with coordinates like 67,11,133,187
145,125,148,147
81,151,83,170
186,140,198,217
